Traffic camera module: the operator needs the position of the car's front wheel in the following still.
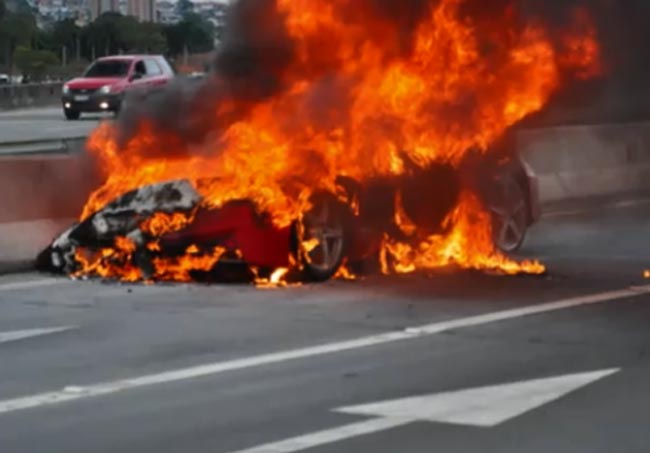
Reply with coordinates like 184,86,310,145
64,109,80,120
296,194,347,282
488,174,529,253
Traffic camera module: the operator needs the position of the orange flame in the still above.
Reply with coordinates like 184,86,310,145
73,236,142,282
334,262,358,281
151,246,227,281
254,267,296,288
382,191,545,275
140,212,194,237
75,0,599,281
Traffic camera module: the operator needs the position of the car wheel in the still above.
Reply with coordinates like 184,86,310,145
117,97,128,116
297,194,347,282
488,174,528,253
64,109,80,120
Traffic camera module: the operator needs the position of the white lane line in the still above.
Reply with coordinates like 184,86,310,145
0,326,77,345
227,418,407,453
0,284,648,415
0,278,69,292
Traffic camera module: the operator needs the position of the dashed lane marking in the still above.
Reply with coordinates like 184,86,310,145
0,326,77,345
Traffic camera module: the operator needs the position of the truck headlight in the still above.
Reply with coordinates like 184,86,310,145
99,85,112,94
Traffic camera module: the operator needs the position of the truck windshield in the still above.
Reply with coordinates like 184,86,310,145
84,60,131,77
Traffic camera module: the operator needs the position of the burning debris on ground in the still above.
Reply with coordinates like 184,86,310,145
39,0,605,284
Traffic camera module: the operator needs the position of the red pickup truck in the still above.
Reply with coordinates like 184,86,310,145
61,55,174,120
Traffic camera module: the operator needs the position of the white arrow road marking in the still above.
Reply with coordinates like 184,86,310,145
226,418,408,453
228,368,619,453
0,326,77,345
0,285,647,415
337,368,620,427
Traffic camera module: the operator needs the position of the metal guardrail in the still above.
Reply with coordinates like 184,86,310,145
0,82,64,110
0,136,87,157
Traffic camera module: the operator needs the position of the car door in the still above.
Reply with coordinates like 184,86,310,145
143,59,169,88
127,59,149,91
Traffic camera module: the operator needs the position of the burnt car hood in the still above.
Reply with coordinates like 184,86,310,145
37,179,293,278
39,180,201,274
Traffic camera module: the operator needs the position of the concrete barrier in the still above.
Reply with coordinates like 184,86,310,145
0,137,99,271
517,121,650,203
0,137,83,156
0,82,63,110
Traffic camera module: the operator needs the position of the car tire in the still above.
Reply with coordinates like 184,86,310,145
64,109,80,120
488,174,529,253
348,251,382,276
295,194,348,282
115,97,127,117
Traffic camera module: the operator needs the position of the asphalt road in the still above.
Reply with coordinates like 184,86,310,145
1,199,650,452
0,106,101,143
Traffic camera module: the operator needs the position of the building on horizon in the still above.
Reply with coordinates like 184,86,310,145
128,0,155,21
156,0,178,24
89,0,119,20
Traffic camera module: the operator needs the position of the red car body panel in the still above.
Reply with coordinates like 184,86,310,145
65,76,127,91
161,204,293,269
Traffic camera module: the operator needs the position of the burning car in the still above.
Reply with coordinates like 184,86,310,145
37,0,603,283
37,140,541,283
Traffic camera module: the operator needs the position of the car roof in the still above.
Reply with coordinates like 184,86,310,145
96,55,165,62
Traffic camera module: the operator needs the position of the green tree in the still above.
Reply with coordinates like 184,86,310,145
163,13,214,57
135,22,167,53
5,0,32,14
176,0,193,19
0,10,36,75
36,19,81,65
52,19,81,62
14,46,59,80
82,12,122,59
115,16,167,54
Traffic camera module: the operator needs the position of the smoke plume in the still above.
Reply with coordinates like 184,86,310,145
521,0,650,125
115,0,650,152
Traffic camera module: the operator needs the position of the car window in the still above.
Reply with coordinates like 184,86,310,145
156,57,175,75
84,60,131,77
134,61,147,77
144,59,162,76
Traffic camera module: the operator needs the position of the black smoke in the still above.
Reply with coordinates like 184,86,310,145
520,0,650,126
116,0,650,152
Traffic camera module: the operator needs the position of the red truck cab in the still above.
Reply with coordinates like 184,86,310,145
61,55,174,120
